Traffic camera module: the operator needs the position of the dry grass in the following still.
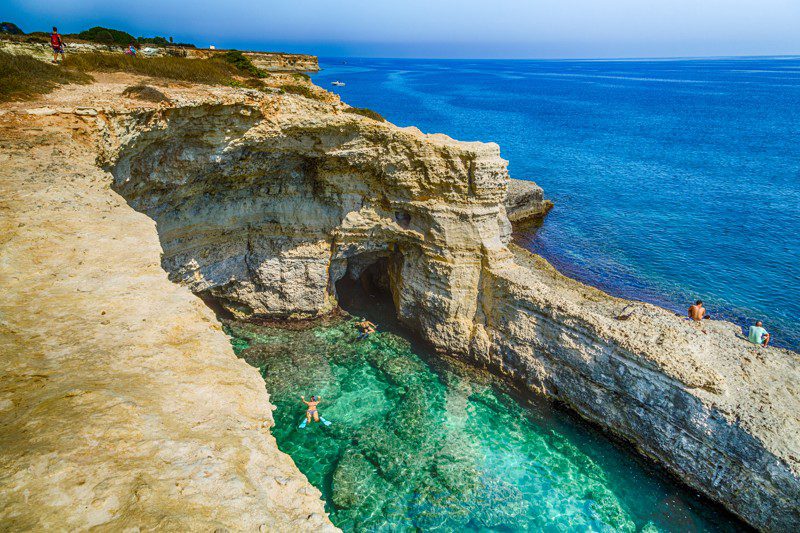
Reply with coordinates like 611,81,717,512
62,52,241,85
0,51,92,102
280,83,325,100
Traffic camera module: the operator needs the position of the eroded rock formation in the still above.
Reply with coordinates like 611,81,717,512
2,70,798,531
0,88,335,530
101,84,799,531
505,178,553,222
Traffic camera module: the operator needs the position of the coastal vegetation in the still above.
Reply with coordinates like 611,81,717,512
0,22,24,35
0,50,91,101
61,52,244,85
0,22,195,48
76,26,136,46
221,50,266,78
344,106,386,122
279,82,325,100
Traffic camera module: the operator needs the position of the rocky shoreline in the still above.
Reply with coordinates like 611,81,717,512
1,65,798,530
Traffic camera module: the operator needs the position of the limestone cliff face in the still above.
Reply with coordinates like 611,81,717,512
244,52,319,72
0,87,335,530
106,96,511,356
101,86,800,530
5,71,795,531
101,86,800,531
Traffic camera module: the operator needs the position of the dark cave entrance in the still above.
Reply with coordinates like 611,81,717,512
334,253,404,333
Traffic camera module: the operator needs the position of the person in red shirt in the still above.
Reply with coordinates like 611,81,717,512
50,27,64,64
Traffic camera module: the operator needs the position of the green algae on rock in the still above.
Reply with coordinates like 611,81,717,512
224,318,746,532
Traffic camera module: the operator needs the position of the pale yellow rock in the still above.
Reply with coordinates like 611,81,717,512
0,98,335,530
1,69,798,532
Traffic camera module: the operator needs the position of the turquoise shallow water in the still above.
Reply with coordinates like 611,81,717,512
225,318,746,532
312,57,800,351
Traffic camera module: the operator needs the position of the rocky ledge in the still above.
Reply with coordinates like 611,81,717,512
505,178,553,222
1,74,798,531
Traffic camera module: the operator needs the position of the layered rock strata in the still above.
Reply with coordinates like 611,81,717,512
244,52,320,72
505,178,553,222
103,85,798,531
1,72,797,531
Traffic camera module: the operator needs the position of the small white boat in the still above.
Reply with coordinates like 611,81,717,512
332,81,346,87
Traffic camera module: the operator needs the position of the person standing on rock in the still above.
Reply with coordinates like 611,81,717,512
50,27,65,64
748,321,771,347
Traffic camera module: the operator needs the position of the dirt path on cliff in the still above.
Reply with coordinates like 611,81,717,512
0,99,335,529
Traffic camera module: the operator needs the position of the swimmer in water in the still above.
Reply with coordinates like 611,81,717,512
301,395,321,424
356,319,376,340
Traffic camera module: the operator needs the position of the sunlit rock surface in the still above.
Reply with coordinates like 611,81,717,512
1,68,797,531
101,79,800,531
0,84,334,530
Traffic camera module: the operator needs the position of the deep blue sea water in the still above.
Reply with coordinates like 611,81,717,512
312,57,800,352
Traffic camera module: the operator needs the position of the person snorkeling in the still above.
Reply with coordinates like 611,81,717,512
299,395,331,428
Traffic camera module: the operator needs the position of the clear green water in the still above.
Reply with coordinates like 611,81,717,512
225,318,746,532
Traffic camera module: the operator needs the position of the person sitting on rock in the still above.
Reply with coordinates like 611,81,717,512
748,321,771,347
688,300,707,322
356,319,376,340
688,300,708,334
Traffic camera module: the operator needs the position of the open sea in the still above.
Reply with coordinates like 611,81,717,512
312,56,800,352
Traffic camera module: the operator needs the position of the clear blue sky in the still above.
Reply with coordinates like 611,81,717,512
5,0,800,58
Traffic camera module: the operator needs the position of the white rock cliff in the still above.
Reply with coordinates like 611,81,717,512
1,73,798,531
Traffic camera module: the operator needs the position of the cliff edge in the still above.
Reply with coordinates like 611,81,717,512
1,67,798,531
0,82,334,530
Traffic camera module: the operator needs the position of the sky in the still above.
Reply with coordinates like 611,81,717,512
5,0,800,59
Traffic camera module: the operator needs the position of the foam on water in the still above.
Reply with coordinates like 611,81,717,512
225,318,746,532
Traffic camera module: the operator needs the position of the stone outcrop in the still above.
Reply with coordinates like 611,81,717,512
505,178,553,222
1,69,798,531
245,52,319,72
100,83,799,530
0,86,335,530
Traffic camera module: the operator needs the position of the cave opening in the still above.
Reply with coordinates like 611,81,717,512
334,253,405,335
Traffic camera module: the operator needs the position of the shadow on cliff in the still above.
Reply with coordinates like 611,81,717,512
334,256,433,357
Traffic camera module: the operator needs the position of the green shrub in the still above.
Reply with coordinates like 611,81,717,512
221,50,265,78
280,83,321,100
0,22,24,35
24,34,49,44
62,52,240,85
76,26,136,46
344,106,386,122
137,36,170,46
0,50,92,102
